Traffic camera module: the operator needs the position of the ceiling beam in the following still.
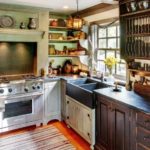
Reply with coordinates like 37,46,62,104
72,3,118,17
90,17,119,25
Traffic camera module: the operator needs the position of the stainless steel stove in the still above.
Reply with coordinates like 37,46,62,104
0,75,44,132
0,75,43,97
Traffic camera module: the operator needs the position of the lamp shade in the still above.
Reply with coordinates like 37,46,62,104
73,16,83,29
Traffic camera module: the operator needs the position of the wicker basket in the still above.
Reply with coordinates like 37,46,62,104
134,82,150,98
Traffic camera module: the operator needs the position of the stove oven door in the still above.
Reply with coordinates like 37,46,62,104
1,93,43,128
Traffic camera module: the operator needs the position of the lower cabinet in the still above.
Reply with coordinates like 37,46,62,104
65,95,95,149
134,112,150,150
61,79,66,120
95,94,130,150
43,81,61,124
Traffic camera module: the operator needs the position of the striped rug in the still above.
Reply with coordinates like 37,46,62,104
0,125,76,150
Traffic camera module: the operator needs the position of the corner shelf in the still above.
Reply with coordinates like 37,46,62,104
48,54,88,57
49,39,79,43
49,26,80,31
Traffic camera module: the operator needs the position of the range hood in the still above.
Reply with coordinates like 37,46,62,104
0,28,45,42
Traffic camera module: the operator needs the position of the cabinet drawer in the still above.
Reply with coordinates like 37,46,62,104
137,112,150,130
137,127,150,149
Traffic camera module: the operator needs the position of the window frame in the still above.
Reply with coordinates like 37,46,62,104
95,24,126,79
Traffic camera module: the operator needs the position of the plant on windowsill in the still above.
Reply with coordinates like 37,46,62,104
104,56,117,83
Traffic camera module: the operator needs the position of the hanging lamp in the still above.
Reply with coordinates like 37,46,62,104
72,0,84,29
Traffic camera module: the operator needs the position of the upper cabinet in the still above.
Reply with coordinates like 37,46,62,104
119,0,150,59
48,14,88,57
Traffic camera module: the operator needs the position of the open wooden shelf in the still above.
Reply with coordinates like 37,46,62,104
120,9,150,17
48,54,88,57
126,33,150,37
129,69,150,76
49,26,80,31
49,39,79,43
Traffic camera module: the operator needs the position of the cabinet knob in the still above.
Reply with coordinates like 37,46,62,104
87,113,91,120
67,101,69,104
67,116,69,119
87,132,91,139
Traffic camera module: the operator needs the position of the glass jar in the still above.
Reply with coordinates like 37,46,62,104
49,45,55,55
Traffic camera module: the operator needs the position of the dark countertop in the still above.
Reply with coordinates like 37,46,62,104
94,87,150,114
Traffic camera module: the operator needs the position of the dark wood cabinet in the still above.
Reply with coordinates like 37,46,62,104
133,112,150,150
111,103,130,150
95,96,111,150
119,0,150,60
95,95,130,150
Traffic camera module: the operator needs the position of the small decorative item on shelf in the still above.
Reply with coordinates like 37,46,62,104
126,1,137,12
72,65,79,74
57,18,66,27
41,68,46,77
50,20,58,27
62,59,72,74
48,59,54,75
49,45,55,55
28,18,37,29
20,22,26,29
104,56,117,83
66,16,73,28
138,0,149,10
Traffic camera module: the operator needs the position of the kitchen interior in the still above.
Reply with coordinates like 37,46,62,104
0,0,149,150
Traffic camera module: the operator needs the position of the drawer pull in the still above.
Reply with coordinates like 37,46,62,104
143,136,150,141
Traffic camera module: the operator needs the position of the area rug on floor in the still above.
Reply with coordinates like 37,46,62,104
0,125,76,150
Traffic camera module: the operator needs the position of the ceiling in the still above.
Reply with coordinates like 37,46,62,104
0,0,117,13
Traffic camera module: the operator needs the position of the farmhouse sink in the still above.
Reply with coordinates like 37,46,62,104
66,78,110,108
68,78,97,85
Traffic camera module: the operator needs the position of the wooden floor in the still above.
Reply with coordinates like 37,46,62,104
0,121,91,150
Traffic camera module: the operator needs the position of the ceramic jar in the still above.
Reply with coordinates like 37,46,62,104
28,18,37,29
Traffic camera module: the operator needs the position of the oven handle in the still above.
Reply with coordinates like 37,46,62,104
0,92,43,100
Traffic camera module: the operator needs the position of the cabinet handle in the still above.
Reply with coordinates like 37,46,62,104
143,136,150,141
67,101,69,104
67,116,69,119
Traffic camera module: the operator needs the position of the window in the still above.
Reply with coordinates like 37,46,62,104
93,24,126,78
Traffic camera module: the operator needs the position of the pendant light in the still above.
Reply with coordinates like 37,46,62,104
72,0,83,29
